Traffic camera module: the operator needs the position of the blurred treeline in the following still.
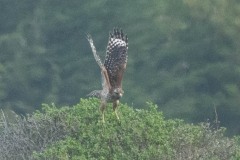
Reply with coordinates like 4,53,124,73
0,0,240,135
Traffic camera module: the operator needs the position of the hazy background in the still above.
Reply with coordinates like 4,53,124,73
0,0,240,135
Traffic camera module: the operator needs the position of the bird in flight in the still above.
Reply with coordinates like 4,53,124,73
87,28,128,123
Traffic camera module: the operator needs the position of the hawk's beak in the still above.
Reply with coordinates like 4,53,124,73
119,92,123,97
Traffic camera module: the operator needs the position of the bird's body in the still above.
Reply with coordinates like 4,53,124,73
87,28,128,122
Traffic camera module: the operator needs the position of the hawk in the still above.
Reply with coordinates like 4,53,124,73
87,28,128,122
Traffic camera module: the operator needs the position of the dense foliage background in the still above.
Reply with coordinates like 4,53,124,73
0,0,240,135
1,99,240,159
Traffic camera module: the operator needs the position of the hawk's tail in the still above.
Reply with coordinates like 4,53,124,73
87,90,102,98
86,34,103,68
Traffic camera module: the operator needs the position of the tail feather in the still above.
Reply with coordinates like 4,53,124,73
87,90,102,98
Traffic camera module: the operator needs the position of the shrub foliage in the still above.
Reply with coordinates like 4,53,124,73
0,98,239,159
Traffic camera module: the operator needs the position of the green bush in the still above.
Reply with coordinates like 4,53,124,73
1,98,240,159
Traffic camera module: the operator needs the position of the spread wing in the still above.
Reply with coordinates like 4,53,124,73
87,34,111,92
104,28,128,88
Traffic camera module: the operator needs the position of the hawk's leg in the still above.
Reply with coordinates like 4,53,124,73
113,100,120,120
100,101,107,123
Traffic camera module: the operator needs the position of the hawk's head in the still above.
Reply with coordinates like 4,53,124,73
112,88,124,100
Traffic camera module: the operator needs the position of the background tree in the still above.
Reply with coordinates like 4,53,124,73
0,0,240,135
